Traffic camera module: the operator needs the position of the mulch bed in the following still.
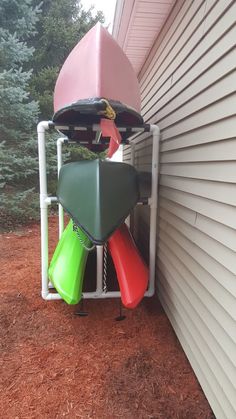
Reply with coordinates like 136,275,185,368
0,217,214,418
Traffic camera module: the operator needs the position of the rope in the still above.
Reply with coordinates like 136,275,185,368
73,223,95,252
103,242,108,293
100,99,116,120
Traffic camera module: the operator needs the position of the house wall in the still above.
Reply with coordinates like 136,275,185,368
123,1,236,417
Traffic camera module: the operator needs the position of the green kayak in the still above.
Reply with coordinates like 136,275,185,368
48,219,91,304
57,159,141,244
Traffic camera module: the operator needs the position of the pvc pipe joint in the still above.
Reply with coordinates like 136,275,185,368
45,196,58,205
57,137,66,146
37,120,52,133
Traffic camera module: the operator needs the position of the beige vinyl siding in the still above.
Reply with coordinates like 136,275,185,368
123,0,236,417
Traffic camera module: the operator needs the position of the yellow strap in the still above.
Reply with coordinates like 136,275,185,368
100,99,116,120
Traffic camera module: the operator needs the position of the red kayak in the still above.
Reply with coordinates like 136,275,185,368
53,23,143,150
108,223,149,308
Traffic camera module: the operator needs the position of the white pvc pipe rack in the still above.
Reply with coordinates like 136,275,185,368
37,121,160,302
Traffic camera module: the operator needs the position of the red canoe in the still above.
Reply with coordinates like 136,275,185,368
108,223,149,309
53,23,143,148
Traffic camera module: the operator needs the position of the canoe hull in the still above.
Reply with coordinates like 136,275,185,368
53,23,143,144
53,97,143,146
54,23,141,116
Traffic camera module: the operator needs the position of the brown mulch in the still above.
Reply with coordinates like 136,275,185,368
0,217,214,419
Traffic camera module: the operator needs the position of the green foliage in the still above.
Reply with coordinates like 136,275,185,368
0,141,37,185
30,67,58,120
67,145,105,162
0,0,105,230
0,0,41,229
0,70,39,143
0,0,40,141
32,0,104,69
0,188,39,231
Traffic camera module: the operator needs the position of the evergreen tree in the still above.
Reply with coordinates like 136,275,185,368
0,0,41,229
0,0,105,230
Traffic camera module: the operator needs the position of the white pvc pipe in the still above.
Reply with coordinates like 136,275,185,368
45,292,61,300
126,142,136,229
44,289,153,301
85,291,121,298
44,290,122,300
57,138,65,238
37,121,51,300
45,196,57,205
147,124,160,297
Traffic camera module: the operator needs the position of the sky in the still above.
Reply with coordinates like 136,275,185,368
81,0,117,33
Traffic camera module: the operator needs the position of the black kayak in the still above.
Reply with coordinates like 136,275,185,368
57,159,151,244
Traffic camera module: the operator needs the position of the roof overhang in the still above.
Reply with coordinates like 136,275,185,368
113,0,175,75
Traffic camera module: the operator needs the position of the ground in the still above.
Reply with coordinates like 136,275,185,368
0,217,215,419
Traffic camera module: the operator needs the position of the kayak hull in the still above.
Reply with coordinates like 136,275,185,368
48,220,91,304
57,159,140,244
108,223,149,308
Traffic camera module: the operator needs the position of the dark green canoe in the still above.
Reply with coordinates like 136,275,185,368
57,159,143,244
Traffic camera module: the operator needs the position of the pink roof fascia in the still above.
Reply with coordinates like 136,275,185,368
112,0,175,76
